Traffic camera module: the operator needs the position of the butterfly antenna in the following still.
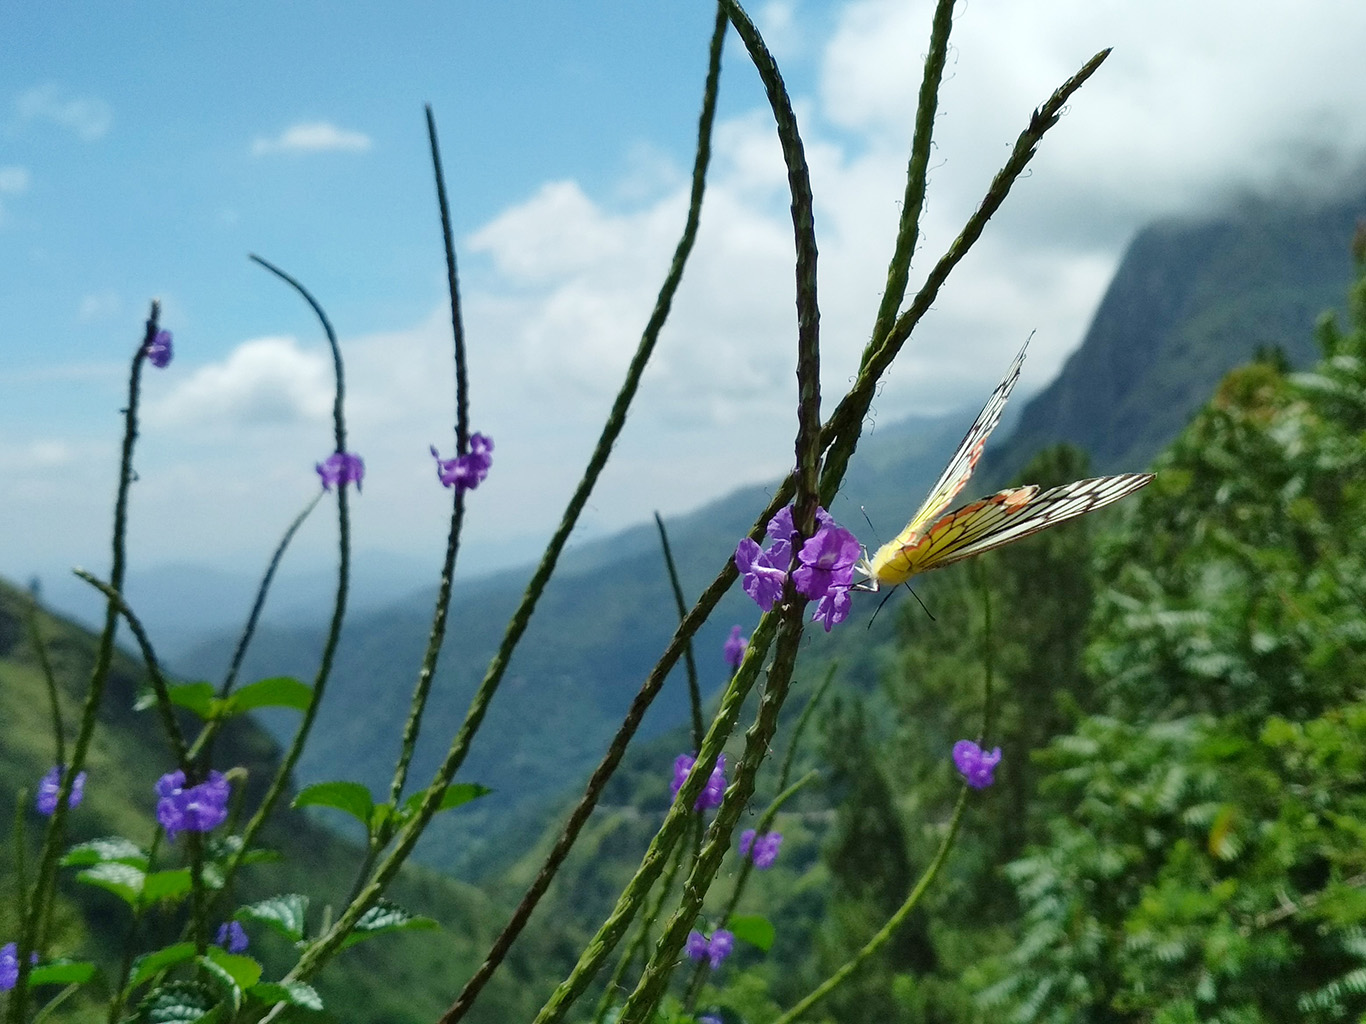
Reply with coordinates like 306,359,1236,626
867,587,897,629
905,583,935,622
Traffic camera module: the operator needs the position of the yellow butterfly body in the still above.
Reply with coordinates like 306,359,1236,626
858,341,1153,590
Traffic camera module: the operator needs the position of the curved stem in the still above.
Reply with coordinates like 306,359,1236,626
10,302,159,1022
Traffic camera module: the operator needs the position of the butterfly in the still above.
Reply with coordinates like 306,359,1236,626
856,340,1154,589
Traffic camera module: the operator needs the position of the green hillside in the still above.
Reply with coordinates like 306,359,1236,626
0,581,572,1023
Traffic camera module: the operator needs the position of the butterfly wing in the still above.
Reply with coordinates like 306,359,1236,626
877,473,1153,582
895,341,1029,542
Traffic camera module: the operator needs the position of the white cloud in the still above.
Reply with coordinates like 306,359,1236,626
145,336,334,432
0,166,29,193
251,122,372,156
15,85,112,140
0,439,79,472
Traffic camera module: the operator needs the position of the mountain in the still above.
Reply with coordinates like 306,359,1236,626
995,191,1364,479
167,190,1366,877
0,579,572,1024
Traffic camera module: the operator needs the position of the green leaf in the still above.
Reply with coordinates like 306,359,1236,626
135,980,219,1024
248,980,324,1012
223,676,312,715
237,895,309,943
28,959,98,986
62,837,148,869
127,944,197,993
293,781,375,826
142,868,193,903
398,782,493,824
76,862,146,905
135,682,217,719
340,900,439,949
728,914,776,953
201,948,262,991
194,956,242,1016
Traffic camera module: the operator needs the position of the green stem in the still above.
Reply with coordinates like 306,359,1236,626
770,787,971,1024
386,104,474,812
655,512,704,753
25,600,65,767
222,257,352,896
73,571,189,767
10,303,159,1023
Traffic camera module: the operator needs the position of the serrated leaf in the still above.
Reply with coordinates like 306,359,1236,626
63,837,148,869
127,944,197,993
293,781,375,826
248,980,324,1011
237,895,309,943
28,959,98,986
77,862,146,905
201,948,262,991
728,914,776,953
223,676,312,715
136,980,219,1024
340,900,439,949
142,868,193,903
195,956,243,1015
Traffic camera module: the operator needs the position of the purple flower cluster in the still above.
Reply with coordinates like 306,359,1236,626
0,942,16,992
35,765,86,816
216,921,249,954
671,753,726,812
738,829,783,869
953,740,1002,789
431,432,494,493
734,506,859,630
316,451,365,493
722,625,748,669
685,928,734,969
155,770,231,840
144,329,173,369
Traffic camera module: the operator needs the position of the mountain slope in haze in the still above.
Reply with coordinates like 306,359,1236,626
173,192,1366,876
998,191,1365,479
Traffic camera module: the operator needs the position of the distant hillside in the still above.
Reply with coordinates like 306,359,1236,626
174,191,1366,878
997,191,1365,478
0,579,571,1023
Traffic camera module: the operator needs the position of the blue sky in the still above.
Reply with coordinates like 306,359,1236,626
5,1,1366,600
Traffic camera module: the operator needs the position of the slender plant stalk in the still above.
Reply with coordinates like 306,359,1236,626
73,571,189,767
655,512,705,752
9,303,159,1023
613,4,824,1018
775,663,836,797
222,256,352,895
615,601,811,1024
817,48,1112,505
530,608,782,1024
26,600,65,767
386,104,474,811
773,557,999,1023
770,787,971,1024
592,827,690,1024
295,5,729,993
219,495,322,700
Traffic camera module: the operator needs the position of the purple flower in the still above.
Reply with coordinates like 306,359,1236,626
671,754,727,812
739,829,783,869
953,740,1002,790
316,451,365,493
431,432,494,493
685,929,735,969
35,766,86,816
144,329,173,369
792,523,860,600
722,625,748,669
811,586,852,632
699,1017,723,1024
216,921,249,954
734,538,789,612
0,942,16,992
156,769,231,840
